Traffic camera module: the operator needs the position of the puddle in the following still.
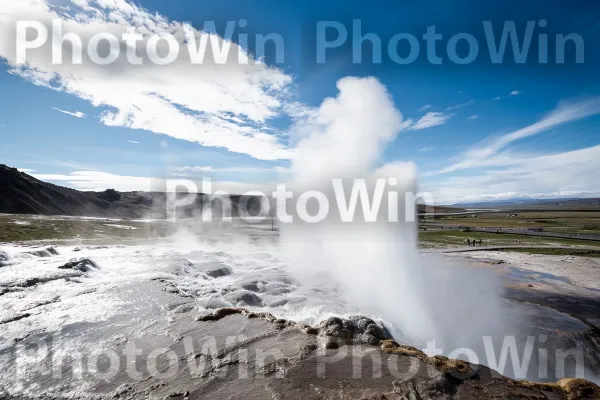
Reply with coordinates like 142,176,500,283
506,267,570,284
518,301,589,333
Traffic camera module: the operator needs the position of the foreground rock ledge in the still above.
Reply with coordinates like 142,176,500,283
3,305,599,400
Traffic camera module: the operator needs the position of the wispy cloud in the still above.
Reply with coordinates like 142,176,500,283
437,97,600,174
446,100,473,111
176,166,214,172
424,144,600,203
467,115,479,120
409,112,452,130
494,90,521,101
33,170,274,194
418,146,435,152
52,108,85,118
175,165,290,174
418,104,432,112
127,140,140,144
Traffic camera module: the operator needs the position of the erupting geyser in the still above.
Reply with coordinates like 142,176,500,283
281,76,521,358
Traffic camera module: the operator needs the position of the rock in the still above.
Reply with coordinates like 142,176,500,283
206,267,232,278
0,251,9,267
58,258,98,273
318,316,391,345
196,308,244,322
227,291,264,307
28,247,59,257
325,337,339,349
98,188,121,202
240,281,264,292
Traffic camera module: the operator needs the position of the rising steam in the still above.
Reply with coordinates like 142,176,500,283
281,76,521,355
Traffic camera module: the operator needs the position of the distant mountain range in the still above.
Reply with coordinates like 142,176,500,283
453,197,600,210
0,164,461,218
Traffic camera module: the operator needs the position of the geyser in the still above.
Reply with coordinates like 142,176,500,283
281,76,521,358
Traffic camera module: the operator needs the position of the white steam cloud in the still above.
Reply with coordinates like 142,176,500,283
282,76,520,357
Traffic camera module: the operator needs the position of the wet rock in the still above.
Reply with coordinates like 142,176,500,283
325,337,339,349
240,281,265,293
0,313,31,325
196,307,244,321
28,247,59,257
206,267,232,278
0,251,9,267
318,316,392,345
58,258,98,273
395,374,454,400
268,299,289,307
201,298,231,309
227,291,264,307
303,326,319,335
173,304,195,314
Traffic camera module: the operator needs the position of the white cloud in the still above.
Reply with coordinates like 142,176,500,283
17,168,35,173
175,165,290,174
127,140,140,144
494,90,521,101
53,107,85,118
438,97,600,174
409,112,452,130
33,170,274,194
424,144,600,204
418,146,435,152
467,115,479,120
418,104,432,112
0,0,294,160
176,166,213,172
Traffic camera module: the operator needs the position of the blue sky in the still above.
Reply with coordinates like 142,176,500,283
0,0,599,203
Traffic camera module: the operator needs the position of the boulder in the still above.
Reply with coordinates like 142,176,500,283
206,267,232,278
58,258,98,273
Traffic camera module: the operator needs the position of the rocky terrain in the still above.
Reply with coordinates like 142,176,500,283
0,242,599,399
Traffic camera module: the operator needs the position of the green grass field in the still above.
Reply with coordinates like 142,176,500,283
0,214,155,243
430,211,600,233
419,230,600,248
3,213,600,260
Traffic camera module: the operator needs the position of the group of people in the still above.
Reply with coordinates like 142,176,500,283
466,238,483,246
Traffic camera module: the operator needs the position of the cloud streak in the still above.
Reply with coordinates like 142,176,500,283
438,97,600,174
52,108,85,118
409,112,452,130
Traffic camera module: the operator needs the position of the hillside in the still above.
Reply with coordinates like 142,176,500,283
0,164,458,218
0,165,270,219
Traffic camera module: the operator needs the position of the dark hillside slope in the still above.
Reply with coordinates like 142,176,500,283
0,165,264,218
0,165,113,216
